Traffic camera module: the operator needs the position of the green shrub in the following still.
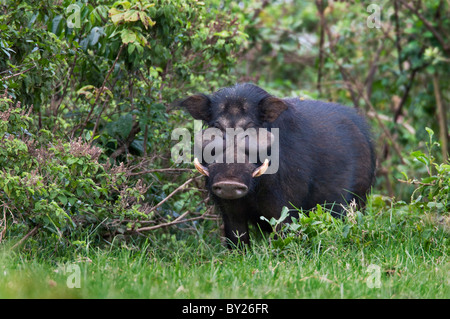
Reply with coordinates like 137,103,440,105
400,128,449,214
0,95,152,247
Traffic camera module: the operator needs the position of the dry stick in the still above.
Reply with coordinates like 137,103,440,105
135,202,215,233
11,225,39,250
0,64,36,82
0,206,7,243
393,68,418,123
90,93,111,141
134,192,213,233
145,176,201,216
77,43,126,137
91,70,122,142
397,178,434,187
109,120,141,160
397,0,450,52
134,210,213,232
432,72,448,163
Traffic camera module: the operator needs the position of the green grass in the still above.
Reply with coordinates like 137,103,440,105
0,202,448,299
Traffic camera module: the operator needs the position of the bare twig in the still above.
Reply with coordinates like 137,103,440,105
76,43,126,137
11,225,39,250
397,178,434,186
133,206,215,232
0,205,7,244
90,93,111,141
109,120,141,160
145,176,202,215
0,65,36,82
393,68,418,123
397,0,450,52
53,52,78,117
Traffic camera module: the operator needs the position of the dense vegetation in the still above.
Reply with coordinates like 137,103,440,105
0,0,448,299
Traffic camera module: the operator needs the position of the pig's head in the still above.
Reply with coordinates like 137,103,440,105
180,83,288,200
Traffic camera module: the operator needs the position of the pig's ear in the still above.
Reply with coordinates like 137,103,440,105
259,97,288,123
179,94,211,122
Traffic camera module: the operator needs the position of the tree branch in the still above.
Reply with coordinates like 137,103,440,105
109,120,141,160
0,65,36,82
11,225,39,250
397,0,450,52
76,43,126,137
432,72,448,163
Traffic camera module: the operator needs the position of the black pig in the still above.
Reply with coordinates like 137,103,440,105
180,83,375,248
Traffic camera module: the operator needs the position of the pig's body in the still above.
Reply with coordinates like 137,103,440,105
180,84,375,248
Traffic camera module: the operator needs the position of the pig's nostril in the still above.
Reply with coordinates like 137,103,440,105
212,181,248,199
212,185,222,194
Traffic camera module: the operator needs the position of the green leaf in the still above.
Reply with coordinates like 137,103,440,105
128,43,136,54
121,29,136,44
112,0,131,9
124,10,139,22
342,224,351,238
214,30,231,38
110,10,126,24
139,12,155,29
58,194,68,206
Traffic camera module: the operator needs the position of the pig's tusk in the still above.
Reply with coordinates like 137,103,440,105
194,158,209,177
252,159,269,177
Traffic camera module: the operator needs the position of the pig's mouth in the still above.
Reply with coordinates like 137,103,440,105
193,158,269,178
193,158,269,199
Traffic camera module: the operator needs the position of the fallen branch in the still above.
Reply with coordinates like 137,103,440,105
133,206,215,232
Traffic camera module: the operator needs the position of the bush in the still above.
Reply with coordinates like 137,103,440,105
0,0,245,249
400,128,450,214
0,94,153,247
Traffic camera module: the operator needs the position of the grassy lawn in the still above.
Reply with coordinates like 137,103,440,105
0,201,448,299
